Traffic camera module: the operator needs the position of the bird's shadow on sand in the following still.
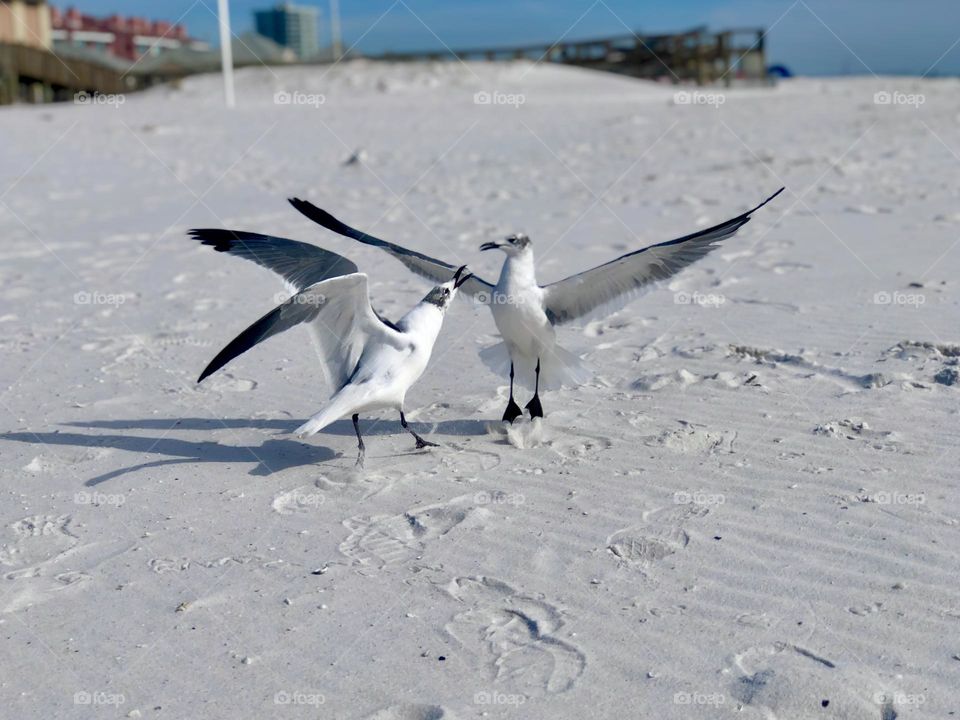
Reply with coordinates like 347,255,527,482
62,416,488,437
1,417,488,487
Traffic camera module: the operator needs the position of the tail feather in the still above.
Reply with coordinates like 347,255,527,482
295,392,356,437
295,408,338,438
479,341,592,391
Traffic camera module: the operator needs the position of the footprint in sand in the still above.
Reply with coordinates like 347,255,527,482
727,642,883,719
0,515,99,613
339,496,485,571
148,557,191,574
445,576,586,697
0,515,78,568
607,503,710,567
2,569,92,613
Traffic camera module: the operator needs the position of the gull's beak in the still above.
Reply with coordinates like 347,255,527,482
479,241,500,252
452,264,473,289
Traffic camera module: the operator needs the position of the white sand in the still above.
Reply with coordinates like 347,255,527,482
1,61,957,719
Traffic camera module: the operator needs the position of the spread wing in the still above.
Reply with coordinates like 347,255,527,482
542,188,784,325
197,273,406,390
188,229,358,292
288,198,495,302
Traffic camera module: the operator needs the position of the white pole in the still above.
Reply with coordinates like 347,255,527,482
330,0,342,60
217,0,236,108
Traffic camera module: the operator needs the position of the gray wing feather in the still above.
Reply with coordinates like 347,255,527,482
188,229,358,292
288,198,494,301
542,188,784,325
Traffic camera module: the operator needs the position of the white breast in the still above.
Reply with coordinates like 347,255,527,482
492,258,555,357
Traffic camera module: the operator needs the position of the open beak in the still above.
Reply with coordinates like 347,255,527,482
479,241,500,252
452,264,474,289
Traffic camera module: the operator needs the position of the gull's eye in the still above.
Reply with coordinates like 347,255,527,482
443,288,450,296
508,237,517,244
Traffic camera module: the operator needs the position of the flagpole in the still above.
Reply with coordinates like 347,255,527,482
330,0,342,60
217,0,236,108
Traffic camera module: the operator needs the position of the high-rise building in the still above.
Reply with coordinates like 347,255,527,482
253,3,319,60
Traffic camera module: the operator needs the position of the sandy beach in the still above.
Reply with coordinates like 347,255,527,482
1,61,958,718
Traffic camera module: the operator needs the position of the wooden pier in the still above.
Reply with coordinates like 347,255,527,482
380,27,768,85
0,41,136,104
0,25,768,105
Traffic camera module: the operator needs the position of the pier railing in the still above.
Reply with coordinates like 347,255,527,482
379,27,768,84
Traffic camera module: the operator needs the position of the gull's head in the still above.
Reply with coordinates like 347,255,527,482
423,265,473,312
479,233,531,258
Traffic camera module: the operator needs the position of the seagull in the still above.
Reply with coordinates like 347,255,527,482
188,228,474,466
288,188,783,423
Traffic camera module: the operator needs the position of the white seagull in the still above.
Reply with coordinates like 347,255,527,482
189,228,474,466
288,188,783,423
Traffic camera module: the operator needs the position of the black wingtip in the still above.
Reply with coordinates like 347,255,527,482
288,197,314,215
188,228,239,252
289,197,338,227
197,353,230,384
736,187,785,225
288,198,368,244
755,186,785,212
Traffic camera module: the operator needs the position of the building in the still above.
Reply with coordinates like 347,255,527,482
0,0,52,49
254,3,319,60
49,6,207,63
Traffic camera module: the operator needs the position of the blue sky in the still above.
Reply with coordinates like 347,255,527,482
57,0,960,76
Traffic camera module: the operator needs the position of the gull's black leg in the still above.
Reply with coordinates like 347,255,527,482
525,359,544,419
401,411,438,450
502,362,523,424
352,413,365,467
